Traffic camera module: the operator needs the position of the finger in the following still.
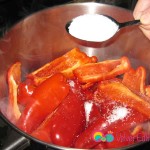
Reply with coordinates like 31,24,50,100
140,24,150,30
133,0,150,19
139,26,150,40
140,7,150,25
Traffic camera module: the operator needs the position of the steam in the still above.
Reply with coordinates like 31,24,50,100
0,97,8,117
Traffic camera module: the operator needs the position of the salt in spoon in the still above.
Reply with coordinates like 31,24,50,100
66,14,140,42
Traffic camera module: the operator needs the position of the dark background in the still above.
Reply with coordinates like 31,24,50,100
0,0,137,36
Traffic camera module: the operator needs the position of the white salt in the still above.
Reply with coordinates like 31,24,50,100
68,14,119,42
107,106,129,124
84,101,93,123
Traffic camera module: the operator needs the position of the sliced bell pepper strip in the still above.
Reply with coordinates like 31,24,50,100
97,79,150,118
74,100,147,149
31,109,56,143
32,81,86,147
7,62,21,123
93,143,107,149
122,67,148,139
105,130,134,149
73,57,131,83
81,82,95,89
27,48,97,86
17,79,35,106
145,86,150,97
84,101,101,127
122,66,146,94
131,124,143,136
17,73,70,133
50,91,86,147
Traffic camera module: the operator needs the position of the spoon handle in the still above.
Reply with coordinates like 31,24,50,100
119,20,140,29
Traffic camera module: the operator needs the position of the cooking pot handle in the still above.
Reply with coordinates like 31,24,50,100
0,115,30,150
4,136,30,150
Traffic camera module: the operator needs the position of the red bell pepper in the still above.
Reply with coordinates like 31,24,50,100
93,143,107,149
50,91,86,147
122,66,146,94
17,79,35,106
84,101,102,127
94,130,134,149
74,100,147,149
145,86,150,97
27,48,97,86
31,110,56,143
32,81,86,147
17,73,70,133
98,79,150,118
131,125,143,136
105,130,134,149
7,62,21,123
73,56,131,84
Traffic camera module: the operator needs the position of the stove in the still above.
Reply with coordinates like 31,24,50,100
0,0,150,150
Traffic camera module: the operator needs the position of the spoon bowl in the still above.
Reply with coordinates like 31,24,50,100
66,14,140,42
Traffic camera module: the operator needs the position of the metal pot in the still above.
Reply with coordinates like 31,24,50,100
0,2,150,150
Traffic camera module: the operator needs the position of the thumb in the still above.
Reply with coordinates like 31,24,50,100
140,8,150,25
133,0,150,20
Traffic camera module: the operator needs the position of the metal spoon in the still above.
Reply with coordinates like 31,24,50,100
66,14,140,42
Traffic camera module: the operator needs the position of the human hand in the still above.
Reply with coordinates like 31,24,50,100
133,0,150,40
